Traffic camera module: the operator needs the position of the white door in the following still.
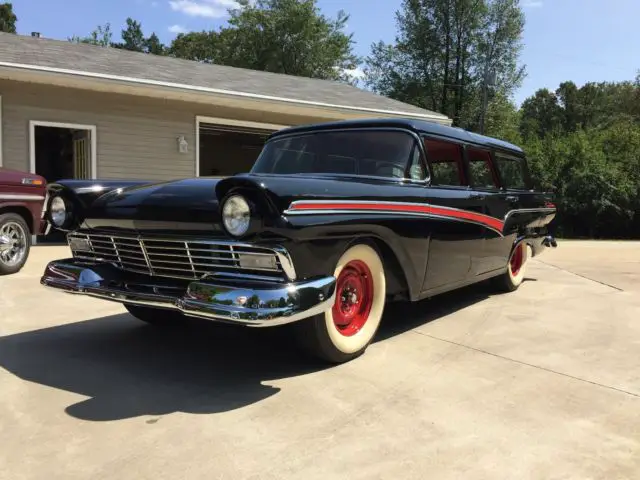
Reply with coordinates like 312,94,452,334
73,130,91,180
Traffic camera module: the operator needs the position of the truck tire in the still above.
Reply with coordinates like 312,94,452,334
0,213,31,275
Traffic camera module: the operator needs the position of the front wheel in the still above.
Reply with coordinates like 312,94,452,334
493,242,529,292
0,213,31,276
294,243,387,364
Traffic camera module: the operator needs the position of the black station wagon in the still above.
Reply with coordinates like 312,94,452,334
41,118,557,363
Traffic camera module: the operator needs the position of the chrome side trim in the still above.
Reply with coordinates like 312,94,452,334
0,194,45,201
503,207,556,223
285,208,506,236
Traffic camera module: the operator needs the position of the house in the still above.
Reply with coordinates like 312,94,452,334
0,32,450,183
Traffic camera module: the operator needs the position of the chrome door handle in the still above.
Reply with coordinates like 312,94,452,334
505,195,519,203
470,193,485,200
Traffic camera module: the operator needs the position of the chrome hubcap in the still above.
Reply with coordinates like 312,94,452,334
0,221,27,267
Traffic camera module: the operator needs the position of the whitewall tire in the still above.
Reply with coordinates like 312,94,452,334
494,241,529,292
295,243,386,363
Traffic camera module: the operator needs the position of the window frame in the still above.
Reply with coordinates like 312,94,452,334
254,127,431,185
422,134,469,189
492,150,532,191
464,146,500,191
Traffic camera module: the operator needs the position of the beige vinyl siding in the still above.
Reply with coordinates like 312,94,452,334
0,80,321,180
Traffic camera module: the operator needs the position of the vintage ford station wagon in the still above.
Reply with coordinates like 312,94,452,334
40,118,557,363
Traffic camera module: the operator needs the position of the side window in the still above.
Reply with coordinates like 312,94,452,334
424,138,465,186
494,155,527,190
467,148,497,189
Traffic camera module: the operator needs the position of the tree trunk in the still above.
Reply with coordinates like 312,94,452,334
441,1,452,115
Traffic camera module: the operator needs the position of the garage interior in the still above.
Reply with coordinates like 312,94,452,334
198,122,275,177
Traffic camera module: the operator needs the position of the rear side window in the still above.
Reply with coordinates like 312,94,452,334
467,148,497,189
494,155,528,190
424,139,465,186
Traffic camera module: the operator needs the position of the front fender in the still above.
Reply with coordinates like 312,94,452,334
278,215,429,302
44,179,153,232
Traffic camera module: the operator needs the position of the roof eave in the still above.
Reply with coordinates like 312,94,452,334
0,61,452,125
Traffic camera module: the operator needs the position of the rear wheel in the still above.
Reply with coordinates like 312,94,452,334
295,243,386,364
494,242,529,292
0,213,31,276
124,304,184,326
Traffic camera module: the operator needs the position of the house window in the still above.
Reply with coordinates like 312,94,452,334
494,154,528,190
424,138,465,186
467,148,497,189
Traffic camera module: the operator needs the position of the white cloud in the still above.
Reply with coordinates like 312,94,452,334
168,24,188,34
168,0,245,18
522,0,543,7
344,67,365,81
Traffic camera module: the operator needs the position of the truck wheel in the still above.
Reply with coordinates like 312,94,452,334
295,243,386,364
0,213,31,276
124,304,184,326
494,242,529,292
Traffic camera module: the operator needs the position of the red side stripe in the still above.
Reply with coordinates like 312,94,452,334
289,202,504,232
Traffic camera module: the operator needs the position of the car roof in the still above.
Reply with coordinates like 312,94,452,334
268,118,524,155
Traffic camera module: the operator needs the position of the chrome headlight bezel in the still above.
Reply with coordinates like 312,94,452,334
221,194,251,237
49,196,68,228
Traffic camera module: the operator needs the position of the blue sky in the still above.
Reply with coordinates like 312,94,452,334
13,0,640,105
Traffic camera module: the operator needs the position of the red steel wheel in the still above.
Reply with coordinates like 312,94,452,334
494,241,529,293
332,260,374,337
509,242,525,277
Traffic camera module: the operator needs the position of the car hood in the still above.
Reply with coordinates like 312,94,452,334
84,178,223,233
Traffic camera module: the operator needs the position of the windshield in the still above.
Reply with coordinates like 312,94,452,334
251,130,422,179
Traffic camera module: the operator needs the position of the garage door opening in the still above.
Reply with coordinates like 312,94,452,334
197,118,285,177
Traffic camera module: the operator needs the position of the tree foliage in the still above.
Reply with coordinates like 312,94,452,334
520,77,640,238
365,0,525,128
0,2,17,33
167,0,359,82
69,18,165,54
112,18,165,54
69,23,113,47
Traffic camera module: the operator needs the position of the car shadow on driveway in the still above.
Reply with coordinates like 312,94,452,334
0,281,499,422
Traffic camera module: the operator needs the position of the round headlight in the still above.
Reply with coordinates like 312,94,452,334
50,196,68,227
222,195,251,237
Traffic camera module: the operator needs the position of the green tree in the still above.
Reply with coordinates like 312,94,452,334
69,23,113,47
520,76,640,239
168,31,227,63
519,88,563,139
168,0,359,81
365,0,525,129
119,17,145,52
145,33,164,55
112,18,165,54
0,2,17,33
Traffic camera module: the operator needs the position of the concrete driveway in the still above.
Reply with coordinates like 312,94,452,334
1,241,639,480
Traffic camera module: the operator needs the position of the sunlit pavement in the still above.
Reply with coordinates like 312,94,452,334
1,241,639,480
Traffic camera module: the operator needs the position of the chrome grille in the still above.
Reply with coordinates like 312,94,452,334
67,232,290,280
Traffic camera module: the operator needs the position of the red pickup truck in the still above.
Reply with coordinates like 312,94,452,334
0,168,47,275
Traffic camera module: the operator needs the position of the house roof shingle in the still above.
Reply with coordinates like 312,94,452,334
0,33,448,121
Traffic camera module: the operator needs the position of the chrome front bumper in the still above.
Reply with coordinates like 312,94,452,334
41,259,336,327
